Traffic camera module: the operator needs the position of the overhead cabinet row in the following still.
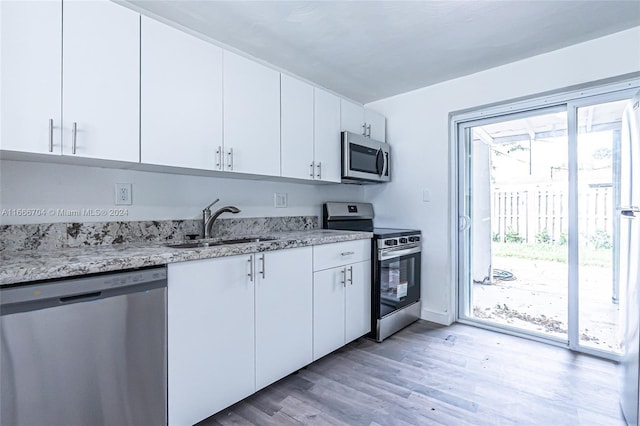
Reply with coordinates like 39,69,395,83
1,0,386,183
1,0,139,162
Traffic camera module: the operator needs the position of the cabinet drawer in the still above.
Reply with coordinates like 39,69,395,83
313,239,371,271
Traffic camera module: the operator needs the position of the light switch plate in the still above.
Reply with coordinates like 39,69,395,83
115,183,132,205
274,193,287,208
422,189,431,202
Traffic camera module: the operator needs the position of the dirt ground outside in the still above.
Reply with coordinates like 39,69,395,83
472,255,621,353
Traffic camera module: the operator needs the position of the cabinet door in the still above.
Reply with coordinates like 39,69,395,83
168,255,255,426
1,0,61,154
141,17,223,170
223,51,280,176
255,247,313,389
365,109,386,142
62,0,139,162
313,266,346,360
340,98,365,136
280,75,314,180
345,261,372,343
314,88,342,183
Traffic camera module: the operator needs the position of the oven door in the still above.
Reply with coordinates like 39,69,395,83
375,245,421,318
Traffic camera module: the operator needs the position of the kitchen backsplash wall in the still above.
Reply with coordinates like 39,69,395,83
0,160,365,225
0,216,318,251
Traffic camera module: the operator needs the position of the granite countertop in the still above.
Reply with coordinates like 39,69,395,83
0,229,373,286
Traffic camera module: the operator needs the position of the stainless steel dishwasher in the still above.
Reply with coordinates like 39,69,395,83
1,267,167,426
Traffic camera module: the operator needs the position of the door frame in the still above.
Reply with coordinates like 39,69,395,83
567,89,638,359
450,76,640,360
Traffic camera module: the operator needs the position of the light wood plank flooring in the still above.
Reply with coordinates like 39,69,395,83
198,321,625,426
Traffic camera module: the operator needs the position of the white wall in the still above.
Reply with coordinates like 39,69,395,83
0,160,365,225
364,27,640,325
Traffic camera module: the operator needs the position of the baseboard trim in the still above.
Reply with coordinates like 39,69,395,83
421,308,453,325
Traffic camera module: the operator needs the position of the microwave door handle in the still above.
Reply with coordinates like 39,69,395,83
376,149,384,176
383,151,389,177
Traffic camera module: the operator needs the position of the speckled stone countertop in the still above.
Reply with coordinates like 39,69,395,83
0,229,372,286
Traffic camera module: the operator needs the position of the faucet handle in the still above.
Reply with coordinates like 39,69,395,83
204,198,220,212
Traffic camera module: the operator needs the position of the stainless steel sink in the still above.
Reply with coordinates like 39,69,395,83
166,241,221,249
166,237,277,249
218,237,277,244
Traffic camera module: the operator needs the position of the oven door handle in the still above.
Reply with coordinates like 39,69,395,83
379,245,421,260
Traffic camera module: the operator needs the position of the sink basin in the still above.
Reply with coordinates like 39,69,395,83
166,237,277,249
218,237,277,244
166,241,221,249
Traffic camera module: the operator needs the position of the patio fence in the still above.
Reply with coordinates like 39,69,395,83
492,186,612,244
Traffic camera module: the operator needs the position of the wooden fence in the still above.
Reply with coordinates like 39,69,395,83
492,186,612,244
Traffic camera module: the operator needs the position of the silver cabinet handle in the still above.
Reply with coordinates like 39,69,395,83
348,266,353,285
227,148,233,170
341,251,355,256
259,254,265,279
341,268,346,287
216,146,222,170
316,162,322,179
72,122,77,154
310,162,314,178
248,256,254,282
362,123,367,136
48,119,54,152
366,124,371,138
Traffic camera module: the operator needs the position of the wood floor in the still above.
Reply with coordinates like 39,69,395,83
198,321,625,426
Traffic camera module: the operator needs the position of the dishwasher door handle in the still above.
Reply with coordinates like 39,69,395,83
59,291,102,303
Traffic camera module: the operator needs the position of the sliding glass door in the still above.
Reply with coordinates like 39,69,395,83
457,88,637,358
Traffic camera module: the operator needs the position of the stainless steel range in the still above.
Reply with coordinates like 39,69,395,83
323,202,421,342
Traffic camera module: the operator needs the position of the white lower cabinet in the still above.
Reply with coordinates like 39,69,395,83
313,266,347,358
313,240,372,360
168,255,255,426
168,246,312,425
255,247,313,389
345,260,372,342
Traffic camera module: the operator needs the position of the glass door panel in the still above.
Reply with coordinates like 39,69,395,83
461,108,569,341
379,252,420,317
576,99,629,353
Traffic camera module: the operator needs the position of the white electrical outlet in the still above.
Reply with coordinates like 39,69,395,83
274,193,287,208
115,183,132,205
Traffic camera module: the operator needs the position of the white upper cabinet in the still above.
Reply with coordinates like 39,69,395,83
223,51,280,176
62,0,140,162
365,109,386,142
141,17,223,170
314,88,342,183
341,99,386,142
1,0,62,155
280,75,314,180
280,75,341,183
341,99,366,136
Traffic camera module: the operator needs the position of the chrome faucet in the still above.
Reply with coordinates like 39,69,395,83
202,199,241,239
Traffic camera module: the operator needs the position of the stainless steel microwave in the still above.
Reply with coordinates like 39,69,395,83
341,131,391,184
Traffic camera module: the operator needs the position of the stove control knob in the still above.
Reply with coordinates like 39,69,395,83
399,237,408,244
413,236,421,242
384,239,397,246
408,237,416,242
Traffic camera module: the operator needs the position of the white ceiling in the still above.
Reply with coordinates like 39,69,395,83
127,1,640,104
